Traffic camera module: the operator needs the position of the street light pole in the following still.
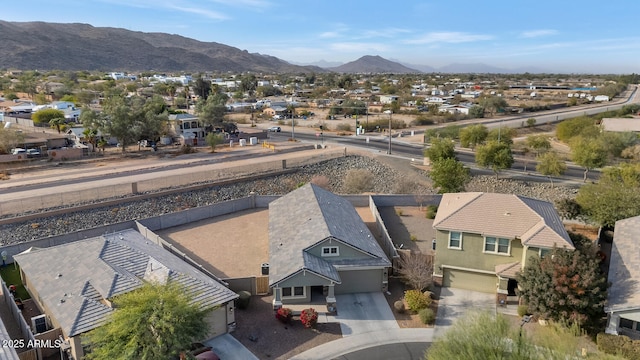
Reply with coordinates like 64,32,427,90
387,111,392,155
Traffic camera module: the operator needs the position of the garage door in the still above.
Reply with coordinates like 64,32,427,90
442,269,496,293
335,269,382,294
205,307,228,338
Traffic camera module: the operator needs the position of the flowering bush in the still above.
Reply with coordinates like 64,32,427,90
300,308,318,328
275,307,293,323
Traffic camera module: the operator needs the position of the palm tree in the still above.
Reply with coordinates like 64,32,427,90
49,117,66,134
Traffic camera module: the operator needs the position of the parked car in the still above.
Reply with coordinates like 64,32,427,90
11,148,26,155
268,126,281,132
26,149,41,157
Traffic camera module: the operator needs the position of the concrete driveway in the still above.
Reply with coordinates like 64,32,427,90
204,334,259,360
334,292,399,336
434,287,496,338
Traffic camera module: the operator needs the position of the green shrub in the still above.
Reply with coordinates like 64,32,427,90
410,234,417,242
517,305,529,317
425,205,438,219
236,291,252,309
336,123,352,131
404,289,431,312
419,308,436,325
597,333,640,358
393,300,405,313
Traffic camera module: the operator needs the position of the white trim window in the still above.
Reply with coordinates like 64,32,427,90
484,237,510,255
322,246,339,257
282,286,305,298
448,231,462,250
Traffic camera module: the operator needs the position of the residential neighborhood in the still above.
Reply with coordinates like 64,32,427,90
0,18,640,360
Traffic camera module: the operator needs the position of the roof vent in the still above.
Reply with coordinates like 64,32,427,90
56,273,62,278
504,212,511,216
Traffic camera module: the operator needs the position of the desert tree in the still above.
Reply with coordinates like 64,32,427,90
570,136,608,182
32,108,64,125
48,117,66,134
575,162,640,227
424,137,455,162
429,158,470,193
526,134,551,156
84,282,212,360
0,128,25,154
536,151,566,188
459,124,488,149
398,251,433,291
475,140,514,178
205,133,225,153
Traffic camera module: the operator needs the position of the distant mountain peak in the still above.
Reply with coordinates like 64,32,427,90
329,55,421,74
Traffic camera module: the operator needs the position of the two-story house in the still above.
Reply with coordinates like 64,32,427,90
168,113,205,145
268,184,391,312
432,192,573,295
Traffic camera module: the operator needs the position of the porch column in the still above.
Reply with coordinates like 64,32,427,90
326,284,337,313
272,287,282,310
605,313,620,335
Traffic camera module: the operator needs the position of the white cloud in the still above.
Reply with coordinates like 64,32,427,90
404,32,493,44
361,28,411,39
520,29,558,38
98,0,228,20
319,31,342,39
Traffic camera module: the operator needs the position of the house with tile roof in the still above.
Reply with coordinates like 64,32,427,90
605,215,640,339
432,192,573,295
13,229,238,360
268,183,391,311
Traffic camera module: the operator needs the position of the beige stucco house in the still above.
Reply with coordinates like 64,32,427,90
432,192,574,295
13,229,238,360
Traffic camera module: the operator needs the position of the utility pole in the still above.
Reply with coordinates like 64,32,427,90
387,111,392,154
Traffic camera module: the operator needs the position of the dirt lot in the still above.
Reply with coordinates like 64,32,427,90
156,208,270,279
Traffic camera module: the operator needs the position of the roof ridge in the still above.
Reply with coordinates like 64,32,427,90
433,192,483,227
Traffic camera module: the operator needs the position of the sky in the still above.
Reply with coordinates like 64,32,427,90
4,0,640,74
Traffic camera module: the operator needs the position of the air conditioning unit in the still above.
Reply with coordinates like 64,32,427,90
31,315,48,334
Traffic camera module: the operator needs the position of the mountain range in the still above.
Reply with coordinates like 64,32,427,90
0,21,549,74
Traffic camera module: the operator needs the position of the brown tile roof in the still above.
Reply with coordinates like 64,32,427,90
433,192,573,249
495,262,521,279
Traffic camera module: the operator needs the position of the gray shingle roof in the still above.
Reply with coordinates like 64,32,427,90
14,229,237,337
606,216,640,312
269,184,390,286
433,192,573,249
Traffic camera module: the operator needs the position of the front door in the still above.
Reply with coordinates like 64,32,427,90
507,279,518,296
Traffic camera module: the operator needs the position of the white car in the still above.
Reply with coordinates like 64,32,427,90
11,148,26,155
268,126,281,132
26,149,41,157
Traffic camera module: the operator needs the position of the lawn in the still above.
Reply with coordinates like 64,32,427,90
0,265,30,300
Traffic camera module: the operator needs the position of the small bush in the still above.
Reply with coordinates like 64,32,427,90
275,307,293,324
393,300,405,313
404,289,431,312
517,304,530,317
310,175,330,190
343,169,374,194
425,205,438,219
410,234,418,242
419,308,436,325
336,123,352,132
396,209,404,216
236,291,251,310
300,308,318,328
597,333,640,358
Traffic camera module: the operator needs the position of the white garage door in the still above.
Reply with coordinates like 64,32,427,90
205,307,228,338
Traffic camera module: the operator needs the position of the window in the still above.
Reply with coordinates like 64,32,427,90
484,237,510,254
620,318,634,330
281,286,305,298
322,246,339,257
448,232,462,249
539,248,551,258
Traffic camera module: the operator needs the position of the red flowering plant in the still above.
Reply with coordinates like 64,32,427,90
300,308,318,328
275,307,293,324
